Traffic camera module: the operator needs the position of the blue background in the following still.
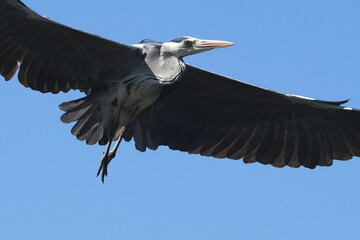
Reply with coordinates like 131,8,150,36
1,0,360,239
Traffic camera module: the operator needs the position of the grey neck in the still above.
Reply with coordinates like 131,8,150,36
143,45,186,84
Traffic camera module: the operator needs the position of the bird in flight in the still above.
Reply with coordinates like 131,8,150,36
1,0,360,182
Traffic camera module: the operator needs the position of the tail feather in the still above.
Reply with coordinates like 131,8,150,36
70,107,94,135
59,97,88,111
77,109,101,140
86,122,103,145
60,98,93,123
59,96,104,145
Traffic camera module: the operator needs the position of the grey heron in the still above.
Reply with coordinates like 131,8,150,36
1,0,360,182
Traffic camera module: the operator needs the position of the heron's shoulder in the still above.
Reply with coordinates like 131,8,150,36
132,43,162,54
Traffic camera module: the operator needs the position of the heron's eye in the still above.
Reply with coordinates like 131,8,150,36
184,40,192,47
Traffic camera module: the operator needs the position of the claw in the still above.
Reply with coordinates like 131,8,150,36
97,150,117,182
96,126,125,182
97,154,107,182
97,139,112,182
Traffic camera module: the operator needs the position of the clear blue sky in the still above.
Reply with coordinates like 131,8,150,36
1,0,360,239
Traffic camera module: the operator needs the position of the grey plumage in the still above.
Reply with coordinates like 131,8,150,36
1,0,360,182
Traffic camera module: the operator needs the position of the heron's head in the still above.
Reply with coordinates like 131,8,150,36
161,36,234,59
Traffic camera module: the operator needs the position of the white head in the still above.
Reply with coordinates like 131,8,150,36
160,36,234,58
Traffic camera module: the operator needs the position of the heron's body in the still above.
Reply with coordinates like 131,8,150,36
60,42,186,146
2,0,360,182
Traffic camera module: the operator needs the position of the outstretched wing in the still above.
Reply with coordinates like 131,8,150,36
125,65,360,169
0,0,144,93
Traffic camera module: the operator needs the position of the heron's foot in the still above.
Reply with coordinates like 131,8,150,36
97,150,116,183
109,149,117,160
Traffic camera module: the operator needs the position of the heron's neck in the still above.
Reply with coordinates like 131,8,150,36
146,55,186,84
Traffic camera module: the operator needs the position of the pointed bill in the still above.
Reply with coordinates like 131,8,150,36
194,39,234,50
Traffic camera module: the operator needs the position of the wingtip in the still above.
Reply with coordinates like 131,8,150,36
313,98,350,106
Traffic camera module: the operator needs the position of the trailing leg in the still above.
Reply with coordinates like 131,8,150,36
96,126,126,182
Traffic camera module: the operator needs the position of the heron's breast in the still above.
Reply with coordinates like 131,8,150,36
124,74,162,111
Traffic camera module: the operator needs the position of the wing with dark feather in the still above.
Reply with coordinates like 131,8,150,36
0,0,144,93
125,65,360,169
